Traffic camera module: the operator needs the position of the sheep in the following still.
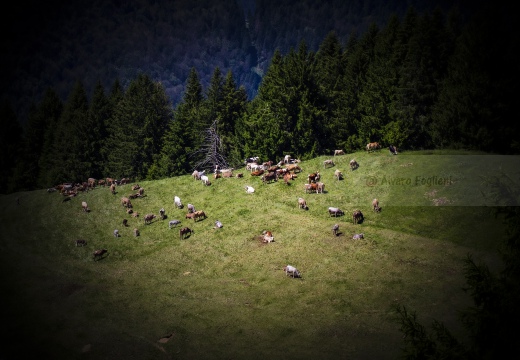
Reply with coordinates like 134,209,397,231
332,224,340,236
134,228,140,237
93,249,108,260
372,198,381,212
283,265,301,278
352,233,364,240
81,201,90,212
169,220,181,229
113,229,120,237
245,185,255,193
298,197,308,210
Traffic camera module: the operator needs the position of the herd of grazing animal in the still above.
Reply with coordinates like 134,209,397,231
57,145,388,272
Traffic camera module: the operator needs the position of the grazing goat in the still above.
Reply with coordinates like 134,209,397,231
349,159,359,170
372,198,381,212
110,183,116,195
193,210,206,222
352,233,364,240
75,239,87,247
121,197,132,208
214,220,223,229
144,214,156,225
334,149,345,156
132,211,139,218
134,228,140,237
131,184,140,191
236,173,243,178
122,219,128,227
113,229,120,237
298,197,308,210
283,265,301,278
262,230,274,243
200,175,210,186
127,208,133,215
307,172,320,183
328,207,344,217
169,220,181,228
192,170,203,180
332,224,340,236
283,154,292,164
251,169,264,176
334,169,343,180
81,201,89,212
185,213,196,220
187,204,195,213
316,182,325,194
93,249,107,260
138,187,145,196
261,172,277,184
245,185,255,194
324,159,335,168
286,164,302,173
353,210,364,224
283,172,294,185
304,183,318,193
366,142,381,152
159,208,166,220
180,227,193,239
174,196,183,208
389,145,398,155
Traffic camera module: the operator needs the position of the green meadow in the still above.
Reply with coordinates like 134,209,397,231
0,150,512,359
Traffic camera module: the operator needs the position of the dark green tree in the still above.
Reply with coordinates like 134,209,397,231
151,68,203,177
47,81,90,184
105,74,171,180
87,81,111,179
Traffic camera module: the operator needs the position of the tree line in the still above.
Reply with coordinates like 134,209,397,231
1,4,516,194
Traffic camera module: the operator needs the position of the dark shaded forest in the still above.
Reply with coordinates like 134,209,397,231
0,0,517,193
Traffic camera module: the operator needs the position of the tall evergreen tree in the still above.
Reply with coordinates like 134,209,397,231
150,69,205,178
48,81,90,184
106,74,171,180
35,89,65,188
88,81,110,179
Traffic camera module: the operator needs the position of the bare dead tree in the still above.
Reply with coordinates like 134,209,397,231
192,120,229,171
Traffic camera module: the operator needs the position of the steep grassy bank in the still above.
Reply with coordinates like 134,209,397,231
0,150,508,359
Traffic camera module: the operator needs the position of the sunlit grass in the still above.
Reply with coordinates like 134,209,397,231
0,150,506,359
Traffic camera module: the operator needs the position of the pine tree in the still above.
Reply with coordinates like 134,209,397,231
88,81,110,179
106,74,171,180
48,81,90,184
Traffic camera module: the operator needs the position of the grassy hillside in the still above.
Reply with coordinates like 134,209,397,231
0,150,509,359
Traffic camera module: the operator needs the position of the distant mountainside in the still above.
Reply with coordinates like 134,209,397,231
1,0,481,122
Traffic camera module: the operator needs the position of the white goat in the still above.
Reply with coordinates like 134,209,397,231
245,185,255,193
